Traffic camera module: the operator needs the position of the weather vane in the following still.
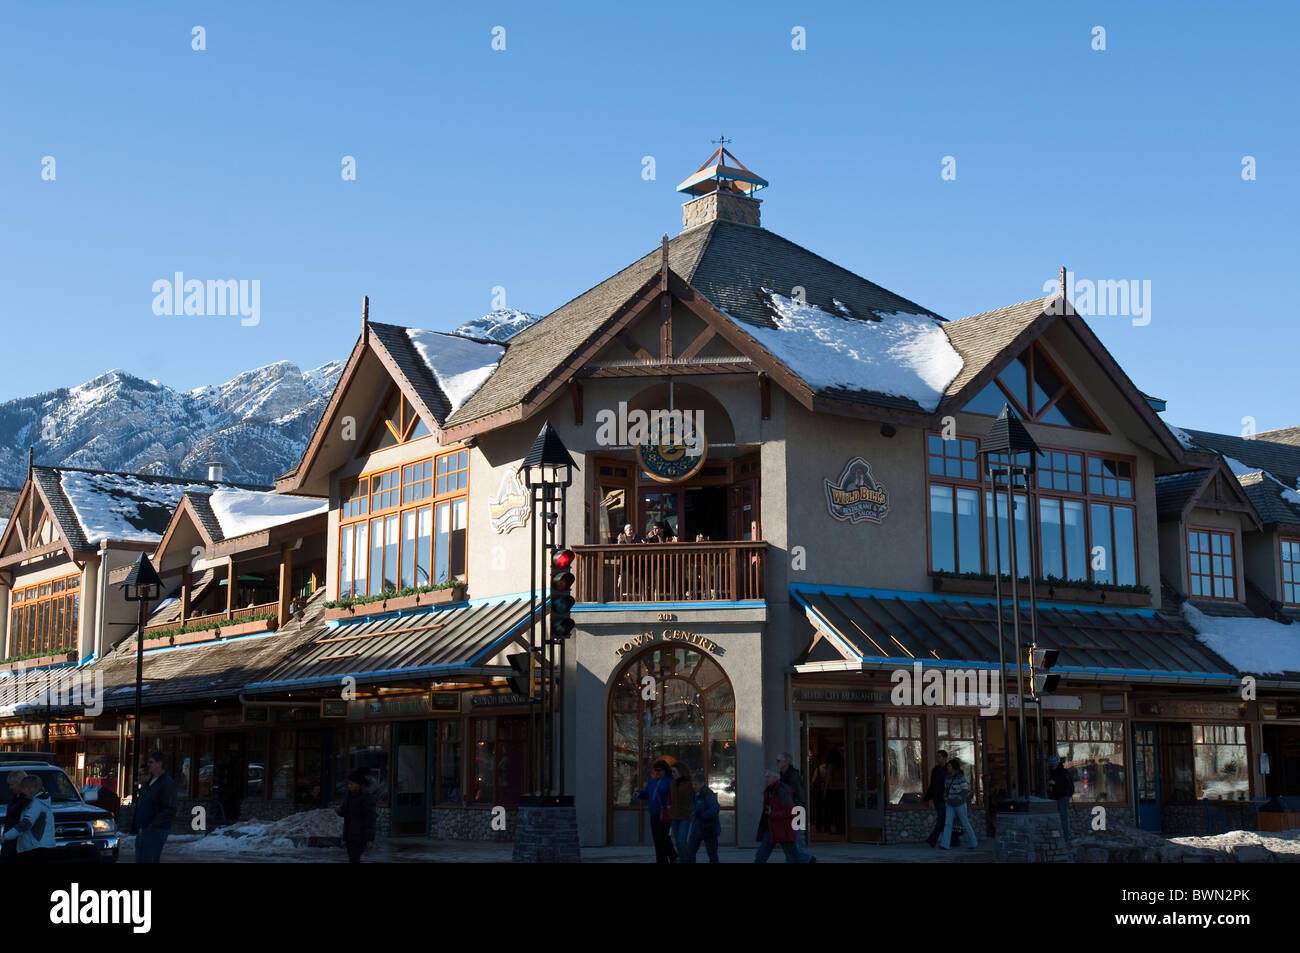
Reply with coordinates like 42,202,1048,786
712,134,731,148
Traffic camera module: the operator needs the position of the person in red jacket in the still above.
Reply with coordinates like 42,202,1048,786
754,769,814,863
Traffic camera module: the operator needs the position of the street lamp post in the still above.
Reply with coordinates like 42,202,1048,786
979,405,1041,803
120,552,163,814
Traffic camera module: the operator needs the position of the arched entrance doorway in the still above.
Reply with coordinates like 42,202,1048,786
607,643,736,845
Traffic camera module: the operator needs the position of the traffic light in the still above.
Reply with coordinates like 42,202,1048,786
1029,646,1060,695
550,548,575,642
507,651,535,697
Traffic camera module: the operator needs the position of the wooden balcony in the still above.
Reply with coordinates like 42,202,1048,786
573,542,768,604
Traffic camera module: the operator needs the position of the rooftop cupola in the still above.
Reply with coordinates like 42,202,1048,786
676,137,768,230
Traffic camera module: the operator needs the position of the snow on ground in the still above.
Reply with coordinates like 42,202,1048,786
1171,829,1300,856
451,309,541,342
60,471,214,545
406,330,505,416
191,808,343,853
207,487,326,539
1182,602,1300,674
730,293,962,412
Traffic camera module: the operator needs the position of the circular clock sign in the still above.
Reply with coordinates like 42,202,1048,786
637,415,707,483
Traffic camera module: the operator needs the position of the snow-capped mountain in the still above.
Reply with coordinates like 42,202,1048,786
0,360,344,488
450,309,542,342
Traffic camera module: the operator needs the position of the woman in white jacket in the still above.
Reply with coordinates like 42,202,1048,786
3,776,56,862
937,757,979,850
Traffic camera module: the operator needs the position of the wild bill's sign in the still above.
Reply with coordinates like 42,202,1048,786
824,457,890,524
489,468,528,534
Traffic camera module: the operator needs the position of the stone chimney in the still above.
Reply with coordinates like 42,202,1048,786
207,461,225,482
677,141,768,231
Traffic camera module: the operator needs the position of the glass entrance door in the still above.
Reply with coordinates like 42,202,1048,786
1133,723,1162,831
805,716,848,841
846,715,884,841
392,721,433,835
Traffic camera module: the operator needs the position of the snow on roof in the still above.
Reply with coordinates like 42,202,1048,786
406,330,504,416
1182,603,1300,676
206,488,326,539
60,471,216,545
450,309,542,343
1224,456,1262,478
729,293,962,412
1167,424,1197,450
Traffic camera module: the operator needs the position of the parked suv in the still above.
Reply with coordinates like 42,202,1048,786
0,753,119,862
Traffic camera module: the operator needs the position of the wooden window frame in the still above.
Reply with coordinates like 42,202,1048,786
925,433,1139,586
338,447,470,598
7,571,80,658
1187,527,1239,602
357,384,434,457
1281,537,1300,607
967,342,1108,433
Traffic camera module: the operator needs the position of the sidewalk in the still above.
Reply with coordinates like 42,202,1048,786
121,834,994,863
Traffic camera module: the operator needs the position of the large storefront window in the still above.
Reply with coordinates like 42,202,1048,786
142,735,192,796
1194,724,1249,800
885,715,923,803
338,448,468,598
936,715,981,803
471,717,527,806
332,724,391,800
8,573,80,657
438,721,463,805
1055,719,1126,802
609,645,736,845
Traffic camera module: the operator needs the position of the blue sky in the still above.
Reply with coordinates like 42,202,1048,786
1,1,1294,434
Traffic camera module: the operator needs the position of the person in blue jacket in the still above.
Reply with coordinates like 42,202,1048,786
634,760,677,863
682,772,721,863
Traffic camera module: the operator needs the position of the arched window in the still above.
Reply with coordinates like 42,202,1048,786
608,644,735,845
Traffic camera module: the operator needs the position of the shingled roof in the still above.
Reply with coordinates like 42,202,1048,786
1155,471,1212,520
939,297,1051,399
1181,428,1300,490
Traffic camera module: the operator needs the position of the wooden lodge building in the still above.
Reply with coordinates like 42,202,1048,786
2,148,1299,846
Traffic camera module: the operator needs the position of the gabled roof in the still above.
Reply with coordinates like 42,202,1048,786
1153,460,1262,529
441,220,955,429
0,466,269,557
938,296,1191,462
1174,429,1300,529
155,488,327,564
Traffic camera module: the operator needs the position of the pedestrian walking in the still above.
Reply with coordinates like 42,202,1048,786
924,749,949,847
634,760,677,863
682,773,720,863
755,769,814,863
134,750,178,863
336,769,377,863
2,770,30,864
668,762,694,853
1048,756,1074,843
777,751,813,860
937,757,978,850
2,775,54,863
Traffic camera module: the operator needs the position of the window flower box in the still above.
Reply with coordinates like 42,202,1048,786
0,650,76,673
930,574,1151,607
324,584,467,621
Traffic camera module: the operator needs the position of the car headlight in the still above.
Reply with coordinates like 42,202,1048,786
92,818,116,834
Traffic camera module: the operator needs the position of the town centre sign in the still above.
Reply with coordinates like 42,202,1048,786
613,628,724,657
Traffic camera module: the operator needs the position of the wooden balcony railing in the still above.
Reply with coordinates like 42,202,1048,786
145,601,279,634
573,542,768,604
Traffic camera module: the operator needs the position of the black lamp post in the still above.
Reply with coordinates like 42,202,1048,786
120,552,163,811
520,421,576,796
979,405,1040,802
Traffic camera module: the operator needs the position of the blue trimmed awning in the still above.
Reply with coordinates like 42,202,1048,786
791,584,1238,685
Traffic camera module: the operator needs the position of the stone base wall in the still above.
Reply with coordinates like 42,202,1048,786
883,805,993,843
1162,802,1256,837
681,191,761,229
513,802,580,862
430,807,516,842
996,811,1071,862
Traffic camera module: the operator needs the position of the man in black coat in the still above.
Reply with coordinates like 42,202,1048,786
2,771,31,864
1048,756,1075,843
135,750,178,863
337,769,377,863
925,750,949,847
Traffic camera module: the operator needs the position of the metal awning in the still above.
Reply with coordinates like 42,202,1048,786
245,597,534,693
791,585,1239,686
